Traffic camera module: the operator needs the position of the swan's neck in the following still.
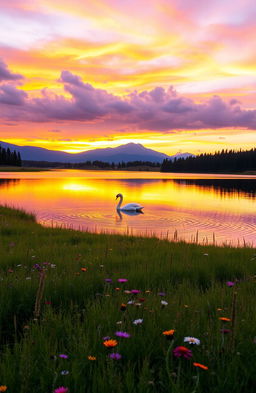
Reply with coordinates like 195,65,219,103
117,195,123,209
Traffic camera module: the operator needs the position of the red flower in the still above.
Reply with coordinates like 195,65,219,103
173,346,192,359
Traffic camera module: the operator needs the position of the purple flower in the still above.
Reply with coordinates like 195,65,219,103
105,278,113,283
103,336,111,341
131,289,140,294
109,352,122,360
226,281,235,287
33,263,42,271
118,278,128,283
158,292,166,296
59,354,69,359
115,331,131,338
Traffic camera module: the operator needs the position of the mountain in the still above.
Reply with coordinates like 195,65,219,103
0,141,193,163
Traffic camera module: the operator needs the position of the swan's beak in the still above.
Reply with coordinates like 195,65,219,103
115,196,118,200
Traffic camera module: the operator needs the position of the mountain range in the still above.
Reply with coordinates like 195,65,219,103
0,141,193,163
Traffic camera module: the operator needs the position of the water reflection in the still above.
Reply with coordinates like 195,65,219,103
0,171,255,246
174,179,256,198
116,209,144,221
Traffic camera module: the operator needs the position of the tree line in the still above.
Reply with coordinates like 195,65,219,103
23,160,161,169
160,148,256,173
0,145,22,166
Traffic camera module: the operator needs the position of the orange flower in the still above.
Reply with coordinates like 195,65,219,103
88,355,96,361
120,303,127,311
0,386,7,392
162,329,175,336
219,317,231,322
193,362,208,370
103,339,118,348
81,267,87,272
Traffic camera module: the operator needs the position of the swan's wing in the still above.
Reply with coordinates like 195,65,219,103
121,203,144,210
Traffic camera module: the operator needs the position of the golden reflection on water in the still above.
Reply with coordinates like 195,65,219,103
0,171,255,245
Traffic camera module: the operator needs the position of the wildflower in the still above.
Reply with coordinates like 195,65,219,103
88,356,96,360
139,297,145,302
59,354,69,359
226,281,235,287
81,267,87,272
54,387,69,393
115,331,131,338
131,289,140,294
105,278,112,283
219,317,231,322
109,352,122,360
133,318,143,325
158,292,166,296
103,339,118,348
103,336,111,341
220,329,231,334
116,321,122,324
161,300,168,306
184,337,200,345
0,386,7,392
162,330,175,340
118,278,128,283
124,290,131,294
127,300,134,305
60,370,70,375
173,346,192,359
120,303,127,311
115,287,120,291
193,362,208,370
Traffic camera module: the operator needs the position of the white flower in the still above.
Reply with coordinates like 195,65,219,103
133,318,143,325
127,300,134,305
161,300,168,306
184,336,200,345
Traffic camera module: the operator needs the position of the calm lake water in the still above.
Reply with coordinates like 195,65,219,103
0,170,255,246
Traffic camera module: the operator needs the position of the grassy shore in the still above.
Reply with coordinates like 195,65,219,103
0,166,50,172
0,206,255,393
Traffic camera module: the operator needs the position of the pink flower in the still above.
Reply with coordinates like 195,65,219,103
226,281,235,287
173,346,192,359
117,278,128,283
54,387,69,393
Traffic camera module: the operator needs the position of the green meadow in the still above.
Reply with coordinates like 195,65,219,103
0,205,255,393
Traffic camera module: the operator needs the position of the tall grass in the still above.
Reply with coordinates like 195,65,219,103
0,205,255,392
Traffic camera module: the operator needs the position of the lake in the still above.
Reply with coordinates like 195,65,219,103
0,169,255,246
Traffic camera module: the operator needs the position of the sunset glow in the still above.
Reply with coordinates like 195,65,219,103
0,0,255,155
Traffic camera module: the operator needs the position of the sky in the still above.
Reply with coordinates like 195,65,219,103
0,0,255,155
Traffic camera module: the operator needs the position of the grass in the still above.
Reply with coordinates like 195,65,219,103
0,166,50,172
0,205,255,393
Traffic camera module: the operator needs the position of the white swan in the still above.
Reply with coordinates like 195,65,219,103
116,193,144,212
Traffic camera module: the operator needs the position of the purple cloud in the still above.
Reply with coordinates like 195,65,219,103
0,69,256,131
0,59,23,82
0,84,27,105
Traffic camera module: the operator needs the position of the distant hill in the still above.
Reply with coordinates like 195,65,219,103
0,141,193,164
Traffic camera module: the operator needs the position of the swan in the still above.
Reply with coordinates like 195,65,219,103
116,193,144,212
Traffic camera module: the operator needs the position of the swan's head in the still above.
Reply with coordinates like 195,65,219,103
116,193,122,200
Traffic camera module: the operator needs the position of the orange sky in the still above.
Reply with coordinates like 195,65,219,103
0,0,255,155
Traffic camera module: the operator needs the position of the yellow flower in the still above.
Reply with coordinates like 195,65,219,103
88,355,96,361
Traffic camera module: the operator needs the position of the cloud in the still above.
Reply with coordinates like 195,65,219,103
0,84,27,105
0,59,23,82
0,70,255,131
